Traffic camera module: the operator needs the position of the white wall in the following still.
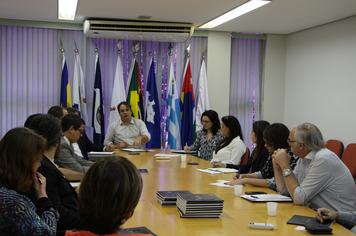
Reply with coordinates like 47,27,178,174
283,16,356,145
207,31,231,118
262,34,287,123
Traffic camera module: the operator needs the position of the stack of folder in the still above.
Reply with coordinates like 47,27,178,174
176,192,224,218
156,190,191,205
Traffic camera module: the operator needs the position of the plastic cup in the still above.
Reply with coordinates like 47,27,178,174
234,185,243,196
180,154,187,162
267,202,278,216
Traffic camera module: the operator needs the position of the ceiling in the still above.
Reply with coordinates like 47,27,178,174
0,0,356,34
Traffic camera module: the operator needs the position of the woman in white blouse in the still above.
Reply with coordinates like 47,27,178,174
211,116,246,166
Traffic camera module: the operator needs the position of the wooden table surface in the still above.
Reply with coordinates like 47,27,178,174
111,150,352,236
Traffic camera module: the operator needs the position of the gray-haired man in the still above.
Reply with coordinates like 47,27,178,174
272,123,356,212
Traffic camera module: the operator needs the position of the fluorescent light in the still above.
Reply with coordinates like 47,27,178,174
58,0,78,20
199,0,271,29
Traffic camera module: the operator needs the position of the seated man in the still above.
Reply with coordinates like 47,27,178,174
56,114,94,173
317,208,356,232
48,105,68,120
66,107,103,159
104,101,151,151
272,123,356,211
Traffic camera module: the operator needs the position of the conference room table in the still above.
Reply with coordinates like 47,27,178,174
107,150,353,235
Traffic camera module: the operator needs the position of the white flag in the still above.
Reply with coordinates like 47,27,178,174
195,59,209,132
108,53,126,126
166,60,181,149
72,51,88,123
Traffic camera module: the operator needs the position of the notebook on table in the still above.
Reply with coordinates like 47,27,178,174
287,215,332,226
176,192,224,218
287,215,333,234
241,194,292,202
156,190,191,205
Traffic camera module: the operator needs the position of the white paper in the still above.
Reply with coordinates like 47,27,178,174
210,180,233,188
209,168,238,173
154,153,180,157
121,148,147,152
88,151,114,155
70,182,80,187
241,194,292,202
197,169,221,174
197,168,238,174
295,226,306,231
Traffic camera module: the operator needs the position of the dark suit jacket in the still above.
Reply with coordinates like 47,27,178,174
39,157,80,232
77,132,103,159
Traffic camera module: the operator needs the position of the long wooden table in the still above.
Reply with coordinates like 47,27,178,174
113,150,353,235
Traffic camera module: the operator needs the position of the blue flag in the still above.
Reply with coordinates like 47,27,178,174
166,60,181,149
145,59,161,148
92,54,105,146
60,54,72,107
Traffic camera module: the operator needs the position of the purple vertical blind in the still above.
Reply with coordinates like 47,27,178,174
229,37,265,148
0,26,59,133
0,25,207,140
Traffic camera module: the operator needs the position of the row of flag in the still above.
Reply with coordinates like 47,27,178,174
60,49,210,149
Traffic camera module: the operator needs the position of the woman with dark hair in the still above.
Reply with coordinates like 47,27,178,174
0,127,58,235
239,120,270,173
184,110,224,160
210,116,246,166
65,157,145,236
227,123,298,189
27,114,81,233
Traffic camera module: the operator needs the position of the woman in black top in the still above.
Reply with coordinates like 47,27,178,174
227,123,298,188
26,114,80,233
239,120,270,174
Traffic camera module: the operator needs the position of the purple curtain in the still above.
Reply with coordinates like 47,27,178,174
0,25,207,145
0,26,59,132
230,37,265,148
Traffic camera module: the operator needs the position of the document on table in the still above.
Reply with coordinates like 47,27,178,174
121,148,147,152
197,168,238,174
210,180,233,188
241,194,292,202
154,153,180,159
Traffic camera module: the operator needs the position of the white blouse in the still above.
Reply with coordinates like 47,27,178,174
210,136,246,165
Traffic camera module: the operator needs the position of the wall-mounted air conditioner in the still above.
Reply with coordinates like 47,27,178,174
83,19,194,42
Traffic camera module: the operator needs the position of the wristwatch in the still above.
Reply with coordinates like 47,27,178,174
282,168,292,177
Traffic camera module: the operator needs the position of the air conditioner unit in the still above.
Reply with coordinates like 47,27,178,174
83,19,194,42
